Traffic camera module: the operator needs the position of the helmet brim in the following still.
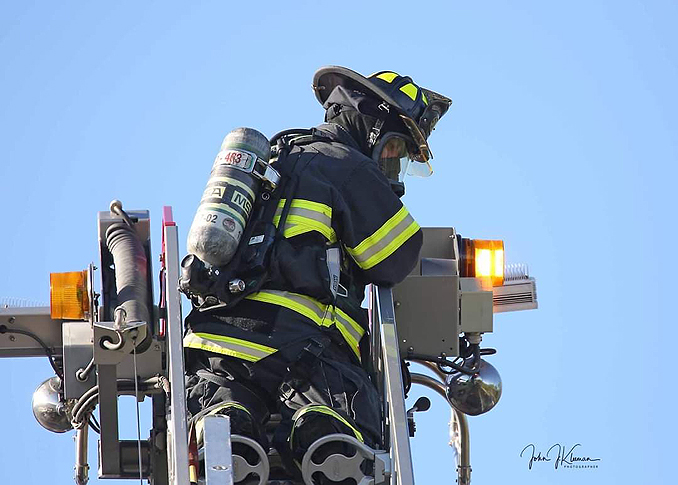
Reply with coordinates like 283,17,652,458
313,66,435,160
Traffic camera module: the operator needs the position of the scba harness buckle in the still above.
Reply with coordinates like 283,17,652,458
301,434,391,485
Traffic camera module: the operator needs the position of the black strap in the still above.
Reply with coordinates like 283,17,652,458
286,337,330,381
195,368,233,389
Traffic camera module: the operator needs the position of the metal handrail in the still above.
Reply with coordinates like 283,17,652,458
409,372,471,485
372,285,416,484
164,222,191,485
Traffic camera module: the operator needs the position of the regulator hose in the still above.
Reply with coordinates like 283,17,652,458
105,221,150,327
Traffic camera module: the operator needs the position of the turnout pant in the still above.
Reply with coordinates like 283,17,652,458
184,334,382,478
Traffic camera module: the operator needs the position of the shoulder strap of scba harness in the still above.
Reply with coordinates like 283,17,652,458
198,128,326,311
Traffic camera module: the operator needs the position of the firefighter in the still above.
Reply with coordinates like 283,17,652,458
184,66,451,481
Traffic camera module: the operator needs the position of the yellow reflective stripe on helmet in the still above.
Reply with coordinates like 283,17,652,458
290,405,364,445
400,82,418,101
184,332,276,362
274,199,337,242
245,290,364,360
375,72,398,83
346,206,420,270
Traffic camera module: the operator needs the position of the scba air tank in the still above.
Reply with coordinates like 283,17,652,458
187,127,273,267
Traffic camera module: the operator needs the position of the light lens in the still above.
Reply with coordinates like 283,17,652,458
50,270,89,320
473,240,504,286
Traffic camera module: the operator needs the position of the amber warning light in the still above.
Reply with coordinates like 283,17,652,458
460,238,505,286
50,270,90,320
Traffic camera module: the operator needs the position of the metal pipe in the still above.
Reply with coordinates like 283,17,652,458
410,373,471,485
410,372,446,400
74,424,89,485
411,359,446,380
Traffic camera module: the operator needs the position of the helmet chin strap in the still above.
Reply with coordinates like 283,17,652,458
367,101,392,148
367,118,384,148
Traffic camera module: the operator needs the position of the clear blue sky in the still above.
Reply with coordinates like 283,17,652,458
1,1,676,484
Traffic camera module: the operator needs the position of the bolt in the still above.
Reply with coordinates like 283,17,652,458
110,199,123,213
394,301,401,308
8,317,16,324
154,344,161,351
211,465,229,471
9,335,15,342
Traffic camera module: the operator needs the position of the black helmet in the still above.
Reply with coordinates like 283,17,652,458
312,66,452,162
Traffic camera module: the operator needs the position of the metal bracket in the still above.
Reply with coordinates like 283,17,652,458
93,320,146,365
203,415,234,485
231,435,270,485
301,433,391,485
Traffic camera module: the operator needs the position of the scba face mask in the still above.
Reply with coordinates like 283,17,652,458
372,132,433,197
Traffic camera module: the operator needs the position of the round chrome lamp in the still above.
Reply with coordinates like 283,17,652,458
32,376,73,433
445,359,502,416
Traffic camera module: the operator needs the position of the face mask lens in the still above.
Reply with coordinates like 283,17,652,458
378,137,409,182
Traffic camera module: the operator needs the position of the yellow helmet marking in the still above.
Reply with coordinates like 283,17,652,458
400,83,418,101
375,72,398,83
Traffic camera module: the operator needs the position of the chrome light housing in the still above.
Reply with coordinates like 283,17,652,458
32,376,73,433
445,359,502,416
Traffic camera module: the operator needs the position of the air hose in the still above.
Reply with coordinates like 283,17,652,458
105,220,150,327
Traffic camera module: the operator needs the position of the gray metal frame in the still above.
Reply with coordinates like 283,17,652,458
0,306,62,357
371,285,416,485
163,222,191,485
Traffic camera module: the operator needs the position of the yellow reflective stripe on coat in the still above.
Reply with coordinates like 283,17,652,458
274,199,337,242
184,332,277,362
346,206,420,270
245,290,364,360
290,405,364,445
333,307,363,354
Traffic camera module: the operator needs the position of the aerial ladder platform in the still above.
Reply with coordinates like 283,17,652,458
0,202,537,485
